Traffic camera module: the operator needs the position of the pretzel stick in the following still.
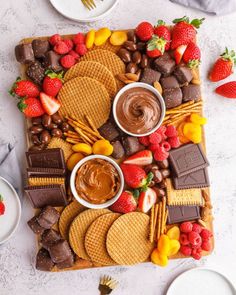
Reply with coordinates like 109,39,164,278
166,113,191,125
165,108,201,114
73,127,94,144
165,101,194,113
84,115,102,137
153,204,159,242
68,119,102,139
66,138,81,144
150,206,155,243
161,197,166,234
163,209,168,233
64,133,80,139
157,202,162,241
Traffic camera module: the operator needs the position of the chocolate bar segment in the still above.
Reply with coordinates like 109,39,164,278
153,53,175,75
37,206,60,229
43,51,62,72
26,148,65,169
56,255,74,269
182,84,201,102
27,167,66,178
173,168,210,189
167,205,200,224
169,143,209,177
27,216,45,234
122,136,144,156
32,39,50,59
160,76,179,89
36,248,55,271
15,43,35,64
41,229,61,250
163,87,183,109
111,140,125,159
25,185,68,208
174,65,193,85
140,68,161,85
48,240,73,263
98,121,119,141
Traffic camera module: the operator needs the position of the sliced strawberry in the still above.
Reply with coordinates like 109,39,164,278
138,187,157,213
215,81,236,98
0,194,5,215
123,150,153,166
109,191,137,213
174,45,187,64
39,92,61,115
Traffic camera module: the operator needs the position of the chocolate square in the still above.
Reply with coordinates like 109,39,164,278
167,205,200,224
27,167,66,178
43,50,62,72
160,76,179,89
26,61,45,84
153,53,175,75
15,43,35,64
37,206,60,229
122,137,144,156
182,84,201,102
163,87,183,109
48,240,73,263
111,140,125,159
174,66,193,85
36,248,55,271
173,168,210,189
56,255,74,269
27,216,45,235
41,229,61,250
140,68,161,85
98,122,119,141
32,39,50,59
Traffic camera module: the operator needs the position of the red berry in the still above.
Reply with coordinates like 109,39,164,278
167,136,181,148
135,22,154,41
54,41,69,55
139,136,150,146
75,43,87,56
149,132,162,144
10,79,40,98
160,141,171,152
192,248,202,260
60,55,76,69
180,221,193,233
200,228,213,241
215,81,236,99
154,20,171,51
156,126,167,140
68,50,80,60
49,34,62,46
73,33,85,45
192,223,202,234
146,48,162,58
154,146,169,161
165,125,178,137
188,231,202,246
42,72,63,97
180,233,190,246
201,240,212,251
64,39,74,51
149,143,160,152
180,245,192,256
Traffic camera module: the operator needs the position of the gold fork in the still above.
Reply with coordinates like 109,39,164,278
81,0,96,10
98,275,118,295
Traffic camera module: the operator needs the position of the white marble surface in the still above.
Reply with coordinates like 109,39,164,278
0,1,236,294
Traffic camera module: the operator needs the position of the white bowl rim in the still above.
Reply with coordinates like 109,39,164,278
70,155,124,209
112,82,166,137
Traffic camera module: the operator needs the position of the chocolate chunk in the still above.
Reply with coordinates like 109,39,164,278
153,53,175,75
41,229,61,250
169,143,209,178
98,122,119,141
163,87,183,109
26,61,45,84
122,137,144,156
37,206,60,229
15,43,35,64
26,148,66,169
140,68,161,85
174,65,193,85
32,39,50,59
43,50,62,72
36,248,55,271
27,216,45,234
156,159,169,169
182,84,201,102
56,255,74,269
48,240,73,263
167,205,200,224
173,168,210,189
111,140,125,159
27,167,66,178
160,76,179,89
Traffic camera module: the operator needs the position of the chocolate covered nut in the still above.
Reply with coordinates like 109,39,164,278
160,76,179,89
29,125,43,135
51,113,63,124
36,248,55,271
126,62,138,74
27,216,45,234
156,159,169,169
127,30,137,43
122,136,144,156
132,51,142,64
32,39,50,59
111,140,125,159
56,255,74,269
37,206,60,229
41,229,61,250
136,42,146,52
151,167,163,183
61,122,70,132
51,128,63,138
42,114,52,128
48,239,73,263
117,48,131,63
47,123,58,130
154,53,175,75
15,43,35,64
182,84,201,102
40,130,51,144
174,65,193,85
144,164,158,174
31,135,41,146
140,54,148,68
32,117,42,125
43,51,62,72
123,41,137,51
159,179,167,189
140,68,161,85
29,145,45,151
27,61,45,84
161,169,170,178
152,187,166,197
98,122,119,141
163,87,183,109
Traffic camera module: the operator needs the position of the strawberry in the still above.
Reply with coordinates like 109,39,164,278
120,164,152,189
75,43,87,56
171,16,204,49
17,97,45,118
109,191,137,213
183,42,201,68
154,20,171,51
0,194,5,215
123,150,153,166
60,55,76,69
49,34,62,46
146,35,166,58
73,33,85,45
54,41,69,55
174,45,187,64
39,92,61,115
135,22,154,41
215,81,236,98
138,187,157,213
42,70,63,97
10,78,40,98
209,48,236,82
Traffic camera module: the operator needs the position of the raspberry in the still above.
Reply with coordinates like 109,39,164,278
149,143,160,152
154,146,169,161
49,34,62,46
54,41,69,55
165,125,178,137
192,248,202,260
68,50,80,60
64,39,74,51
149,132,162,144
156,126,167,140
60,55,76,69
75,43,87,56
160,141,171,151
180,222,193,233
180,245,192,256
180,233,190,245
73,33,85,45
139,136,149,146
167,136,181,148
191,239,202,249
200,229,212,241
192,223,202,234
201,240,212,251
188,231,202,246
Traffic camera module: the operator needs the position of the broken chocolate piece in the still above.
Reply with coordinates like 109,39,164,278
37,206,60,229
27,216,45,235
173,168,210,189
32,39,50,59
140,68,161,85
163,87,183,109
41,229,61,250
174,65,193,85
36,248,55,271
26,61,45,84
122,136,144,156
167,205,201,224
160,76,179,89
182,84,201,102
153,53,175,75
15,43,35,64
56,255,74,269
111,140,125,159
98,122,119,141
48,239,73,263
43,50,62,72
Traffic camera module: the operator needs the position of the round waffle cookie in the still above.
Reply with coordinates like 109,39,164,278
59,201,86,240
69,209,110,260
106,212,154,265
84,212,121,266
64,61,117,97
95,42,121,53
58,76,110,128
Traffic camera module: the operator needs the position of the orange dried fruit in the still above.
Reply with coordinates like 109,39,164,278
168,239,180,256
85,29,95,49
151,248,168,267
167,226,180,240
92,139,113,156
67,152,84,171
94,28,111,46
157,234,170,255
190,113,207,125
110,31,127,46
72,143,92,155
183,122,202,144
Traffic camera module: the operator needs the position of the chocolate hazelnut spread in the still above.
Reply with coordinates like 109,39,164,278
75,159,120,204
116,87,161,134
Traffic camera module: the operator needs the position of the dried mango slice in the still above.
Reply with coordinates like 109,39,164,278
85,29,95,49
177,122,190,143
67,153,84,171
157,234,170,255
190,113,207,125
72,143,92,155
168,240,180,256
92,139,113,156
183,122,202,144
110,31,127,46
167,226,180,240
94,28,112,46
151,248,168,267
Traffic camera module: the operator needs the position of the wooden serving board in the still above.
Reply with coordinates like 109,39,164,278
19,32,214,272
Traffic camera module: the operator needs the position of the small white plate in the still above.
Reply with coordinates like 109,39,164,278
0,176,21,244
166,267,236,295
50,0,118,22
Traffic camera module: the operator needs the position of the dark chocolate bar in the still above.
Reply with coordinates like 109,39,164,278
173,168,210,189
26,148,65,169
169,143,209,178
24,185,68,208
167,205,200,224
27,167,66,178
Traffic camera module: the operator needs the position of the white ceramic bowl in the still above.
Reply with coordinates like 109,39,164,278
113,82,166,137
70,155,124,209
